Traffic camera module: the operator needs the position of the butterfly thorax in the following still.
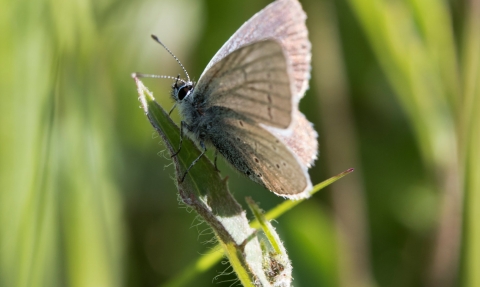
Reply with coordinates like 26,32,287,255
176,86,214,143
177,97,200,123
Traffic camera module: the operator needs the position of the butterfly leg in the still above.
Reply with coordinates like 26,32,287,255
214,149,221,172
172,121,189,157
168,75,181,116
168,103,177,115
180,141,207,182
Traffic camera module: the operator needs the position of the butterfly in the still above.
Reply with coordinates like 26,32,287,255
137,0,317,199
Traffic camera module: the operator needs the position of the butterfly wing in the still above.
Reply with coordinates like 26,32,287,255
193,40,312,198
199,0,317,169
195,40,293,129
205,106,312,198
262,110,318,168
191,0,317,197
201,0,311,101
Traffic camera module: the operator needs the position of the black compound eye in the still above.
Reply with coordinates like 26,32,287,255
177,85,193,100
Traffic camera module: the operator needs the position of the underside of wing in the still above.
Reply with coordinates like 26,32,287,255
194,0,318,176
206,107,312,198
262,110,318,168
201,0,311,102
195,40,293,129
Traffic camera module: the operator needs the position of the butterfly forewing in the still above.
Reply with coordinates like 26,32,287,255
195,40,293,129
202,0,311,101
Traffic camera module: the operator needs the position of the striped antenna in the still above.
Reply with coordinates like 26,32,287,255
151,34,191,82
131,73,186,84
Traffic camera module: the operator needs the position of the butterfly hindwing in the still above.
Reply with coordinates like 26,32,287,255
204,107,311,197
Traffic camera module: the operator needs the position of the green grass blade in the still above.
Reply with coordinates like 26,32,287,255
135,77,284,287
461,2,480,286
162,168,354,287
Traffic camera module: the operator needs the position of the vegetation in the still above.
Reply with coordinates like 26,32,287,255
1,0,478,286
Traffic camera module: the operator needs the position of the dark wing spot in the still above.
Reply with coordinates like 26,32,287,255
276,164,280,169
254,158,259,163
239,120,244,127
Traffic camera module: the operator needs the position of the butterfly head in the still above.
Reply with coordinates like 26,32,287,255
172,77,195,102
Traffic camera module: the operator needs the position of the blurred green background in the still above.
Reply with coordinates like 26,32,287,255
1,0,479,286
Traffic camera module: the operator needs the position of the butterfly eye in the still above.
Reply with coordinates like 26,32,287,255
177,84,193,101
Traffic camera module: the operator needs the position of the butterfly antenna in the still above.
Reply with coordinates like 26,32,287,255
131,73,186,84
151,34,191,83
